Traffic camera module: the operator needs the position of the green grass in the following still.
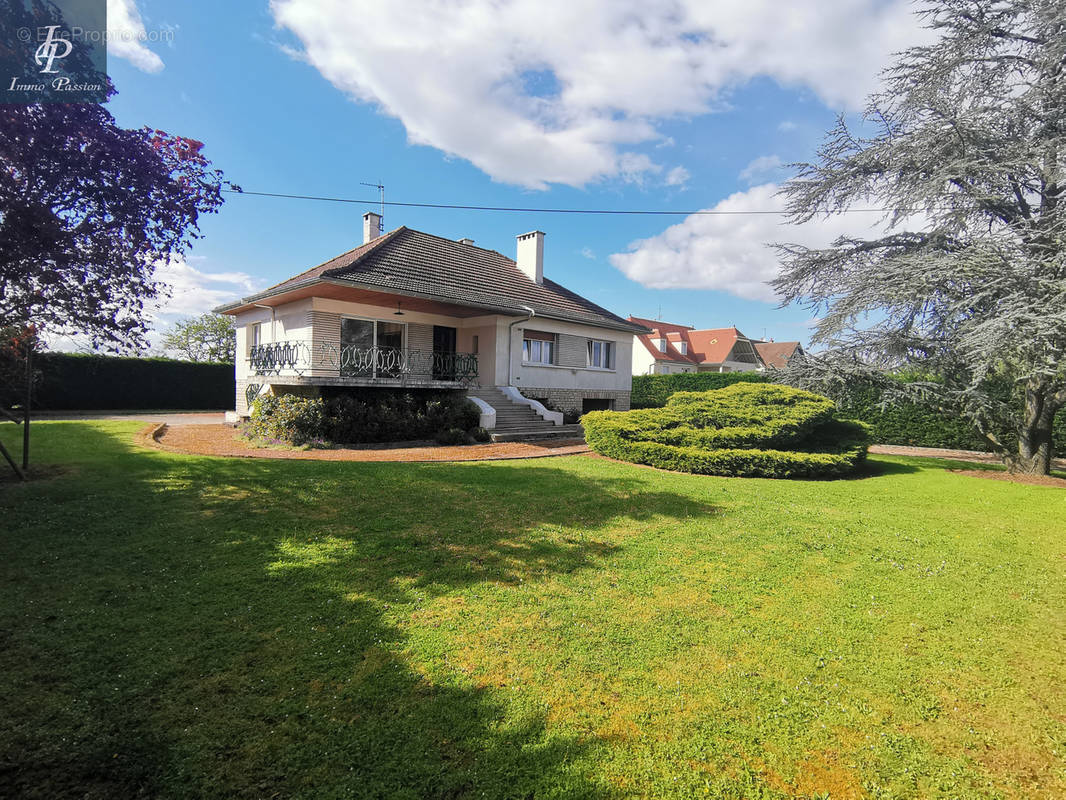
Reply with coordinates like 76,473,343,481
2,422,1064,799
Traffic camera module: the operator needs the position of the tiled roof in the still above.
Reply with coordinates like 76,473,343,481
262,229,402,293
239,227,644,332
635,331,698,364
628,317,770,366
754,341,802,369
628,315,693,334
686,327,746,364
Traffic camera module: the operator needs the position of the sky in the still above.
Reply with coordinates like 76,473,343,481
95,0,932,349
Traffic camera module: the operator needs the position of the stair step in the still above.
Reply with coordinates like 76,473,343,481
490,427,585,443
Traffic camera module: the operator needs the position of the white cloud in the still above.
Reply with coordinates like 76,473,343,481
580,247,596,260
739,154,784,184
150,259,258,324
665,166,691,187
270,0,927,189
609,183,917,303
107,0,164,72
778,120,798,132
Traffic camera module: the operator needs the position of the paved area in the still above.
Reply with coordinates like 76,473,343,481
870,443,1066,471
34,411,227,426
145,423,590,462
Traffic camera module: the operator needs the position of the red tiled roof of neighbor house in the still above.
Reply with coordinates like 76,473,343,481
627,316,694,335
634,328,699,365
753,340,802,369
686,327,749,364
628,317,776,367
221,227,646,333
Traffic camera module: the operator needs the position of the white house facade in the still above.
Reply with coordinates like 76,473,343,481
216,215,647,435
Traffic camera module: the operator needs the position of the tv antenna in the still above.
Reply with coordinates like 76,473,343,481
360,181,385,231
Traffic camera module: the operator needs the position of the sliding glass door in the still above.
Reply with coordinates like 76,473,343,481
340,317,405,378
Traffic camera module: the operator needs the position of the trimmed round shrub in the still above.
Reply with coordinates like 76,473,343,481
584,383,869,479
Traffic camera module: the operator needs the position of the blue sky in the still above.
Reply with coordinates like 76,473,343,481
99,0,928,347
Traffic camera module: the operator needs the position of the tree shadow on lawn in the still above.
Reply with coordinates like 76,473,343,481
850,455,922,479
2,426,721,799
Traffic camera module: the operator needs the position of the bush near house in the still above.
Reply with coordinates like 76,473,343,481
246,389,482,446
246,395,328,446
585,383,869,478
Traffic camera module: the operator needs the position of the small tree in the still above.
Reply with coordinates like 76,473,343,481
0,102,233,352
775,0,1066,475
161,313,236,363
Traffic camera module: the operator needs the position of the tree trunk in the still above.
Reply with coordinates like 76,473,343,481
1008,382,1058,475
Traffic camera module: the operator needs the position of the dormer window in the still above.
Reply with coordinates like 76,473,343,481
678,342,687,355
656,338,667,352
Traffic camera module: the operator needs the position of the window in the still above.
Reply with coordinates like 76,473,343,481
656,338,666,352
522,330,556,365
249,322,262,350
340,317,407,377
678,342,687,355
523,338,555,364
587,339,614,369
471,335,479,355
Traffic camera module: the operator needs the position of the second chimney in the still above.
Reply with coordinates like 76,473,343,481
516,230,545,284
363,211,381,244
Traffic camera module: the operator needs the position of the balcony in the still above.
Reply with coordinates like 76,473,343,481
249,341,478,387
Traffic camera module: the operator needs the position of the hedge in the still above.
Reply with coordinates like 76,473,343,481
631,372,1066,456
835,383,1066,457
631,372,769,409
585,383,869,479
25,352,234,411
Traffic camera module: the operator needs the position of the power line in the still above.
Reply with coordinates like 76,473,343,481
222,188,894,217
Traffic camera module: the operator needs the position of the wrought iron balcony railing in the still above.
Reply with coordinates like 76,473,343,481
248,341,478,384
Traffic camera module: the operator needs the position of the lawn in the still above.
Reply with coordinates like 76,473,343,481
1,422,1064,799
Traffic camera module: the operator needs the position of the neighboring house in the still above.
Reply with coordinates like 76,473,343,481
752,340,805,370
215,213,647,434
629,317,770,375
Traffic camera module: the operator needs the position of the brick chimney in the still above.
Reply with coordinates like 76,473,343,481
363,211,381,244
516,230,545,284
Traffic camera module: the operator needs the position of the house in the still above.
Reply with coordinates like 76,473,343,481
215,213,647,435
629,317,769,375
752,339,805,370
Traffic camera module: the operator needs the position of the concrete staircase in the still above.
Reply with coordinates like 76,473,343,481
467,387,584,442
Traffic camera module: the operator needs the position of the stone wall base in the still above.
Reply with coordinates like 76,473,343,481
518,387,630,417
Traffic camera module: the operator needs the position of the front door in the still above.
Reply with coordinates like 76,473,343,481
433,325,457,380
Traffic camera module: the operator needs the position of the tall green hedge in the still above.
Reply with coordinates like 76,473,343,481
28,352,234,410
586,384,869,479
631,372,769,409
631,371,1066,456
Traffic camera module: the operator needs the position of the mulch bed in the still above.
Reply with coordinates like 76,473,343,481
141,424,590,463
871,444,1065,487
948,469,1066,489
